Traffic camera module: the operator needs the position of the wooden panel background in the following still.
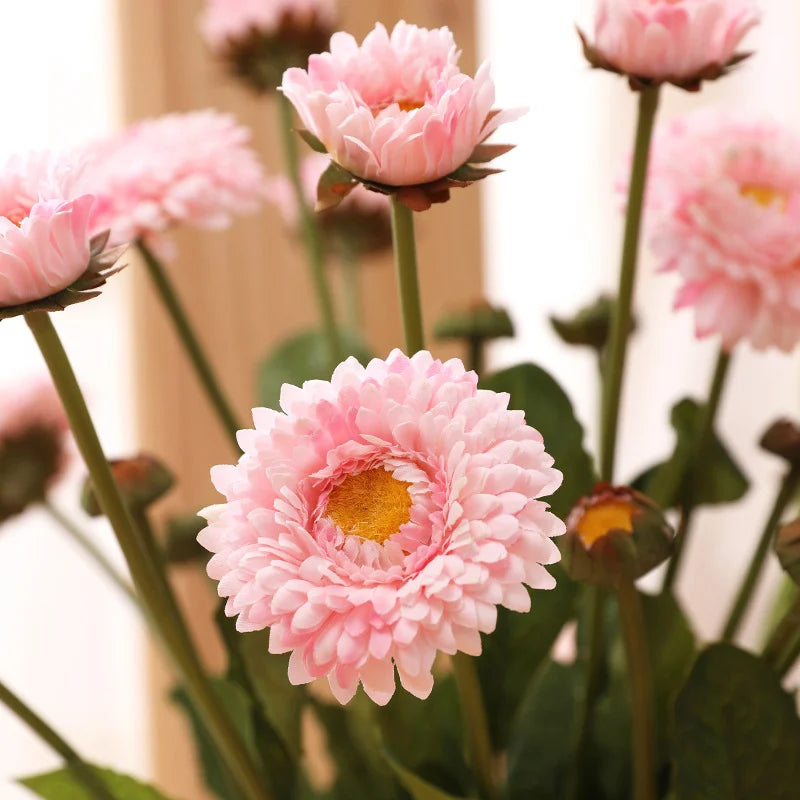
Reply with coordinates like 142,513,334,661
115,0,483,795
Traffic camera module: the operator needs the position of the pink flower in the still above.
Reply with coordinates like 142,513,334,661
199,350,564,705
281,21,520,192
641,111,800,351
88,110,267,247
0,376,70,522
0,152,103,309
200,0,336,53
582,0,759,88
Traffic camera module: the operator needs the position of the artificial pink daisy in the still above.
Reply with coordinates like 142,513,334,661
281,21,520,210
639,111,800,352
0,151,119,317
266,153,392,255
581,0,760,90
0,377,70,523
199,350,564,705
88,110,267,250
200,0,336,92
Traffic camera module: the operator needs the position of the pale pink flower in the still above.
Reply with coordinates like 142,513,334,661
89,110,267,247
0,152,103,309
641,111,800,351
200,0,336,53
281,21,519,192
582,0,759,88
199,350,564,705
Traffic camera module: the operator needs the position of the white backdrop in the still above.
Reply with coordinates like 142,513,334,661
0,2,147,798
479,0,800,652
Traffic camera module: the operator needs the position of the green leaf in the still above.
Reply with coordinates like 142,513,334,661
317,161,357,211
296,129,328,154
385,754,473,800
476,567,579,749
481,363,596,519
20,767,174,800
171,679,257,800
506,662,580,800
674,644,800,800
257,329,374,411
633,398,748,509
163,513,206,564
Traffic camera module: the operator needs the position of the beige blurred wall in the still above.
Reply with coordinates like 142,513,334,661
115,1,484,795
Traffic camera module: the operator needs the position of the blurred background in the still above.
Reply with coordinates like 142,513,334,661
0,0,798,797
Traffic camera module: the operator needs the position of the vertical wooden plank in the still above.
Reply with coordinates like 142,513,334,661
114,0,483,795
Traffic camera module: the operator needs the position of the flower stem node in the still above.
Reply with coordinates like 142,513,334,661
81,454,174,518
561,485,673,586
776,519,800,588
760,419,800,467
550,295,635,354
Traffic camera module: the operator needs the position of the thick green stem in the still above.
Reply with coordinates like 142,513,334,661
452,653,498,800
138,241,242,450
722,468,800,642
339,238,363,332
390,197,425,354
277,93,342,365
614,578,656,800
0,679,116,800
764,594,800,671
571,587,608,799
43,501,139,608
467,337,484,377
25,312,270,800
662,350,732,592
600,85,660,483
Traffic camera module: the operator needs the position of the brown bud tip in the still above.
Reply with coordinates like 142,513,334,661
82,454,174,518
760,419,800,466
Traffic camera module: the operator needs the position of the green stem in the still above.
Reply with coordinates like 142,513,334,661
277,92,342,365
662,350,732,592
722,468,800,642
599,85,660,483
614,578,656,800
25,312,270,800
452,653,498,800
339,238,363,332
43,501,139,608
390,197,425,354
137,241,242,450
763,594,800,668
467,337,484,376
571,587,608,799
0,679,116,800
775,628,800,678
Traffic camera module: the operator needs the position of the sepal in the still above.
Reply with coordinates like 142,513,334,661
550,295,635,352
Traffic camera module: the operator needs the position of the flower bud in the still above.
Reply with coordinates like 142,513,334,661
434,302,515,343
760,420,800,467
82,454,174,517
550,295,635,353
164,514,207,565
560,485,673,586
776,519,800,587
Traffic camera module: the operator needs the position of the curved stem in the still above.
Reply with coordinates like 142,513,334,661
599,85,660,483
138,241,242,450
43,501,139,608
614,578,656,800
452,653,498,800
571,586,608,799
25,312,270,800
276,93,342,365
0,679,116,800
390,197,425,354
722,468,800,642
662,350,732,592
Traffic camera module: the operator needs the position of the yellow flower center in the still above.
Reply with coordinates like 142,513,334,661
576,500,635,548
371,98,425,116
739,184,789,212
325,468,413,544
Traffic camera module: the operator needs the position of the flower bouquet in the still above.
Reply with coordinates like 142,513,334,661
2,1,800,800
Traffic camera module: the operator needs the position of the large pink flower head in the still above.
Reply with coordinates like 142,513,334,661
641,111,800,352
581,0,760,90
0,376,70,524
281,21,520,211
200,0,337,92
266,153,392,255
199,350,564,705
0,151,119,317
89,110,267,249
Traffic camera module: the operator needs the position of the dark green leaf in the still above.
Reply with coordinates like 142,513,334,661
674,644,800,800
384,754,472,800
476,567,579,748
506,662,580,800
481,363,596,518
258,329,374,410
20,767,174,800
633,399,748,509
296,129,328,154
